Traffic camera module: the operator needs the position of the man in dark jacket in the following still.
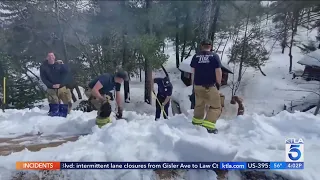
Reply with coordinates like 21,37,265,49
40,52,71,117
190,39,222,134
85,71,129,128
153,76,173,120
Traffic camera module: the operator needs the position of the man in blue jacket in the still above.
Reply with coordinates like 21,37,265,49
153,76,173,120
85,71,128,128
40,52,71,117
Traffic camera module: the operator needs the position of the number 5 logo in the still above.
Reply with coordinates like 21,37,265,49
288,145,301,161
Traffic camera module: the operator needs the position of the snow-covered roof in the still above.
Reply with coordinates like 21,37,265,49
179,54,233,74
179,56,193,73
297,49,320,67
285,92,318,113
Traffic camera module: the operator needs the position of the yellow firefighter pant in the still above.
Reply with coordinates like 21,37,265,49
192,85,222,130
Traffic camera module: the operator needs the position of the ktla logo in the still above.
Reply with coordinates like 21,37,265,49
285,138,304,162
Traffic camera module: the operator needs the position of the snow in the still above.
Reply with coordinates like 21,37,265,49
0,108,96,138
0,18,320,180
297,49,320,67
0,109,319,180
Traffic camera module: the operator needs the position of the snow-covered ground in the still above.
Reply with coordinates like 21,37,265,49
0,108,319,180
0,22,320,180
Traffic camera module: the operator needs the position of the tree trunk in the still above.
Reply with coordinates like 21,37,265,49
307,9,311,35
180,7,189,61
139,66,142,82
175,11,180,68
185,39,196,59
210,0,221,44
288,33,293,73
220,34,230,61
197,0,213,52
144,61,152,104
54,0,68,62
180,39,186,62
215,36,224,52
288,10,299,73
227,29,240,64
265,2,269,25
238,10,250,82
175,33,180,68
258,65,267,76
144,0,152,104
281,13,288,54
122,23,130,103
162,41,165,53
161,65,169,77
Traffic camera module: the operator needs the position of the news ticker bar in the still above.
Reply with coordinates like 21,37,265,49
16,162,304,170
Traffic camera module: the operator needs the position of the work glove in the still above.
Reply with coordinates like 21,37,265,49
116,106,123,119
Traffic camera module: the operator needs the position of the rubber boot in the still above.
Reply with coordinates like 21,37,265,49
59,104,69,118
48,104,60,117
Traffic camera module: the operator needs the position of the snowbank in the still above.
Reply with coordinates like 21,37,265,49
0,108,96,138
0,109,319,180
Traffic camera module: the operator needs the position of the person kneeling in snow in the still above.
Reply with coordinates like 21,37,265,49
153,76,173,120
40,52,72,117
190,39,222,134
85,71,128,128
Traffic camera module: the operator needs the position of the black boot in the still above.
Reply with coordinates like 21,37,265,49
99,102,112,118
96,102,112,128
207,129,218,134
